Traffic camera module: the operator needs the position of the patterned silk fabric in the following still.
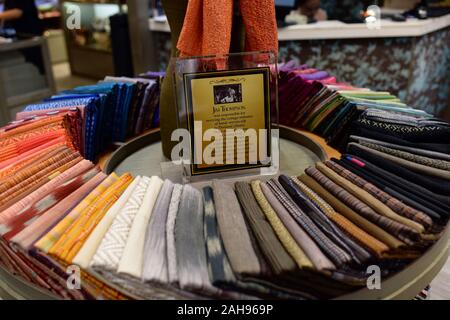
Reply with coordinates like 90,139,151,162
0,167,101,240
325,160,433,230
251,180,314,270
49,173,132,264
89,176,150,274
34,174,118,255
290,176,389,257
11,172,107,250
0,160,95,224
73,177,142,269
265,180,352,268
305,166,419,246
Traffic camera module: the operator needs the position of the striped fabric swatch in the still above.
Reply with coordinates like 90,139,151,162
90,176,151,274
278,175,371,264
326,160,433,230
290,176,390,257
259,182,336,272
73,176,141,269
0,156,83,214
0,167,100,240
348,143,450,180
298,174,405,250
266,179,352,267
175,185,212,293
251,180,314,270
305,166,419,245
166,183,183,285
0,136,65,176
359,141,450,171
117,176,163,278
316,163,424,233
51,173,133,263
0,146,73,192
0,159,94,223
11,171,107,250
35,173,119,253
142,179,174,283
0,130,68,163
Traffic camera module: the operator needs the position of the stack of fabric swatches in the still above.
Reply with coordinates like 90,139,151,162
278,61,433,151
0,63,449,299
15,74,163,161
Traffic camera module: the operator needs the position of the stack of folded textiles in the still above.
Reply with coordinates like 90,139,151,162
0,62,449,299
278,61,433,151
16,74,164,161
1,160,448,299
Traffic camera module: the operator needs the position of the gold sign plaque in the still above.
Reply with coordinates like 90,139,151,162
184,68,272,176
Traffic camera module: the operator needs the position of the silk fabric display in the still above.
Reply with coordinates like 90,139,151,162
277,176,373,264
47,174,132,264
142,180,174,284
90,176,152,275
35,173,119,254
72,176,142,269
175,185,215,295
11,171,108,250
118,176,163,278
340,154,450,219
304,166,419,246
0,167,101,240
288,176,390,258
325,160,434,230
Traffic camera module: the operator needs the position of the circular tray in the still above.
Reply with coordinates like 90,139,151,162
1,127,448,300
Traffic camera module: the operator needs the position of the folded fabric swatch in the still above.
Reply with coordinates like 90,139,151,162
142,179,174,283
0,147,75,195
290,176,389,257
357,141,450,171
341,155,450,217
260,182,336,271
0,156,84,214
251,180,314,270
0,167,100,240
0,159,94,224
37,173,119,254
350,135,450,162
175,185,212,293
90,176,151,274
326,160,433,230
278,175,371,263
234,181,298,275
61,173,133,263
50,173,132,264
348,143,450,180
267,180,352,267
118,176,163,278
298,174,404,250
12,172,107,250
341,159,442,226
0,136,65,176
212,179,261,276
203,186,305,300
305,166,418,245
166,183,183,285
73,176,142,269
315,162,424,234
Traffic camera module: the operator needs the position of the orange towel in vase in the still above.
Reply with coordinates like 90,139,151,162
177,0,278,57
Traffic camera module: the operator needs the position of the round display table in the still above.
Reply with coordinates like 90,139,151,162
1,127,448,300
